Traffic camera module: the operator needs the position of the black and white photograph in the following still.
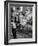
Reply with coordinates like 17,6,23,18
4,1,37,45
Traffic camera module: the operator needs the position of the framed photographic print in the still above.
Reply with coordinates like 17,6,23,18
4,1,37,45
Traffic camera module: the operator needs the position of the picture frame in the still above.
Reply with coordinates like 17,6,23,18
4,1,37,45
